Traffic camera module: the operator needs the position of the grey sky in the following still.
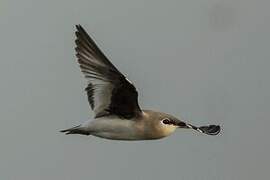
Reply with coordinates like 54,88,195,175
0,0,270,179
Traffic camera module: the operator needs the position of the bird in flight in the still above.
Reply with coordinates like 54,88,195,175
61,25,221,140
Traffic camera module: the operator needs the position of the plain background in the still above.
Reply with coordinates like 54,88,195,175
1,0,270,179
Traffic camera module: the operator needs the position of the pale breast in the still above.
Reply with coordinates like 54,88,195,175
134,118,177,140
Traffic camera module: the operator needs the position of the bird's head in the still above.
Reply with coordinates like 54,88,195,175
154,115,184,137
159,115,220,136
141,110,220,139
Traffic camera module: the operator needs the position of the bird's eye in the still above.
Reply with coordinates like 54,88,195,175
162,119,171,124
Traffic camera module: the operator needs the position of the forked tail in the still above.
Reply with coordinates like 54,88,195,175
60,125,90,135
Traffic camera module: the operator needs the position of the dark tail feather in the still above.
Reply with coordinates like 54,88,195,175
60,125,90,135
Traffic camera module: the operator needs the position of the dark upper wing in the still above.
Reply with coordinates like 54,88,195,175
75,25,141,119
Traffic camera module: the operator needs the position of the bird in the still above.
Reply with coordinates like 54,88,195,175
60,25,221,140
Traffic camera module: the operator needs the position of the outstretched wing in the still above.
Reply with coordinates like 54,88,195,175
75,25,141,119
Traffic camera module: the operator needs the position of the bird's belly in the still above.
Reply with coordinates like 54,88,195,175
87,118,143,140
92,131,141,140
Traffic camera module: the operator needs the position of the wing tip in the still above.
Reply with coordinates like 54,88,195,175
199,125,221,136
75,24,82,30
75,24,87,36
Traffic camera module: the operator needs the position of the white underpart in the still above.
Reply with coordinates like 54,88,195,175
82,116,140,140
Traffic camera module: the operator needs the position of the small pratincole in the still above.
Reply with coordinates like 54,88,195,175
61,25,221,140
